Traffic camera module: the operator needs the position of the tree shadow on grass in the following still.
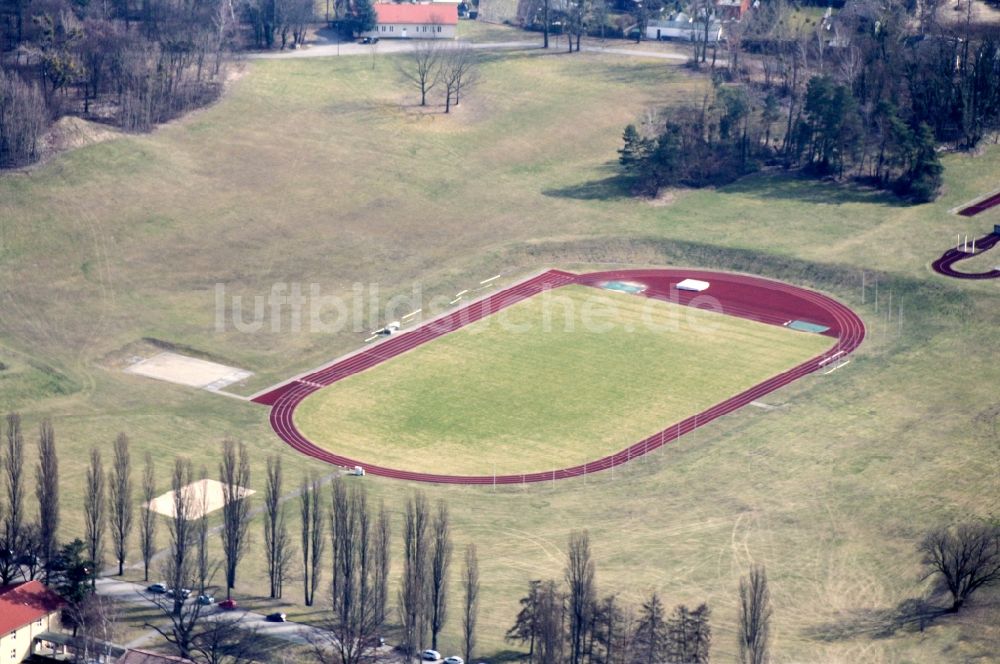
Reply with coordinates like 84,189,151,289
489,648,531,662
721,172,910,208
542,164,633,201
803,598,951,642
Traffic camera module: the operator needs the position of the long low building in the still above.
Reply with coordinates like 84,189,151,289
364,3,458,39
646,13,723,43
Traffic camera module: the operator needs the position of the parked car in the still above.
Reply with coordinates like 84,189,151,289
444,657,464,664
422,650,441,662
166,588,191,599
265,612,287,623
197,595,215,605
360,36,379,44
218,599,238,611
146,583,167,594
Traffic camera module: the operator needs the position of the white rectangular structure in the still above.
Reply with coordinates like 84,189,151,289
676,278,710,292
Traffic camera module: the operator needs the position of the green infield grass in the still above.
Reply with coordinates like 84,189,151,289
295,285,832,475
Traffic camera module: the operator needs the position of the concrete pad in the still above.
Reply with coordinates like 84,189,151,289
125,352,252,391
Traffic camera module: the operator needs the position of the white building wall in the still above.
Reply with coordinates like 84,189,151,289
0,612,56,663
364,23,457,39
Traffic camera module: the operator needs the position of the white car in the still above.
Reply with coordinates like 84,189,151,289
422,650,441,662
444,657,464,664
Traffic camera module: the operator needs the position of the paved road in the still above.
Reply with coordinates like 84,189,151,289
248,35,689,61
95,578,321,646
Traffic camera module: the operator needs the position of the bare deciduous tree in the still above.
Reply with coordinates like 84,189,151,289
566,530,595,664
373,500,390,627
165,458,195,617
108,433,134,576
84,448,106,586
0,68,48,168
264,456,293,599
440,45,479,113
35,418,59,582
738,564,771,664
310,482,386,664
1,412,25,585
70,594,122,664
300,474,324,606
919,523,1000,612
400,491,430,658
219,439,251,599
398,41,441,106
140,452,157,582
429,501,452,651
536,579,565,664
195,468,212,594
462,543,479,663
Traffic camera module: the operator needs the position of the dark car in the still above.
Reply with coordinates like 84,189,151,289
265,612,287,623
218,599,238,611
146,583,167,594
360,36,379,44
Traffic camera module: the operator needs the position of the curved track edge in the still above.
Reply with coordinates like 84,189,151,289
931,232,1000,280
256,268,866,484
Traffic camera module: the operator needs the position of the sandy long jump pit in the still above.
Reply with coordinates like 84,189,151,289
125,351,252,392
146,479,255,519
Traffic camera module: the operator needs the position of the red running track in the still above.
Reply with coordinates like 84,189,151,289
931,232,1000,280
253,269,866,484
958,191,1000,217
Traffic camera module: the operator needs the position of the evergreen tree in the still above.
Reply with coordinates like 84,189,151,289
347,0,378,36
898,122,943,202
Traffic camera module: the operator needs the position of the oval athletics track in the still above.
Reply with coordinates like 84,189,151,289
255,269,866,484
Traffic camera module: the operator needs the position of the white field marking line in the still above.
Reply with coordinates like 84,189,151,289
455,289,469,298
823,359,850,375
949,185,1000,215
402,309,422,320
480,274,501,285
364,334,379,343
818,350,846,367
449,297,463,305
246,267,560,400
210,389,252,401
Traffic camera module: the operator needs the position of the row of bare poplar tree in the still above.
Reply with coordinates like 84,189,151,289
504,531,771,664
4,411,998,663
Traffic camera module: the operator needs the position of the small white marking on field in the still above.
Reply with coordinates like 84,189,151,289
823,359,850,375
749,401,777,410
146,479,254,519
125,351,252,391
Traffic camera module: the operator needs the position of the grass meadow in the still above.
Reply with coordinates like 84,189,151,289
0,46,998,662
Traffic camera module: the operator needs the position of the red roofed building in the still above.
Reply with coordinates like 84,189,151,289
365,3,458,39
0,581,64,663
715,0,751,21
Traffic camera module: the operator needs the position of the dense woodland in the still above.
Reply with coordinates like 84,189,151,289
0,0,373,167
619,1,1000,201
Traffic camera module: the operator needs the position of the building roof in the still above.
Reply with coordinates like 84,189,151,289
374,3,458,25
0,581,64,635
119,648,195,664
